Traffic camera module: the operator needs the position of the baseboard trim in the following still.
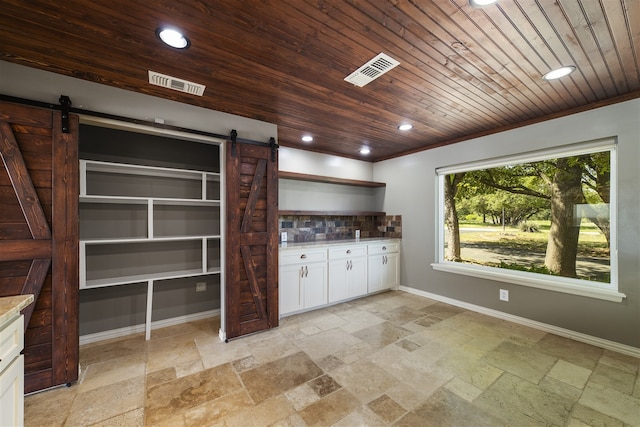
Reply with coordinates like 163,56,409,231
79,309,221,345
398,286,640,358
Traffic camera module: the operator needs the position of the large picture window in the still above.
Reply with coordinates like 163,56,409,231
433,138,624,302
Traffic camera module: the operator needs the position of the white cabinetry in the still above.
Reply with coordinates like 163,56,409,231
279,249,327,315
79,159,221,340
0,313,24,427
368,242,400,293
328,245,368,303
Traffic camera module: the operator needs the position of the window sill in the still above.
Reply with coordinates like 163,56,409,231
431,262,625,303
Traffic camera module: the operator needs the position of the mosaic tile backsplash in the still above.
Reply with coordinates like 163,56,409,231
279,214,402,242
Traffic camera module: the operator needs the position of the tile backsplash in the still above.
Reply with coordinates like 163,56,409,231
279,214,402,242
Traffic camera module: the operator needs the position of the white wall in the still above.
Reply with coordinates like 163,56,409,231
373,99,640,347
278,147,380,211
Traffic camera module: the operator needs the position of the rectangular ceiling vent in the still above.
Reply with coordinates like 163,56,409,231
148,71,206,96
344,53,400,87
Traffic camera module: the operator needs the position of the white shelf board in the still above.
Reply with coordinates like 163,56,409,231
80,195,220,205
81,235,221,244
81,268,219,289
83,159,217,180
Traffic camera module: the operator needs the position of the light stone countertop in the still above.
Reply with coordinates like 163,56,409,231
279,237,400,251
0,294,34,326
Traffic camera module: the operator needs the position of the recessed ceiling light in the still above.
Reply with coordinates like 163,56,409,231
156,27,190,49
542,66,576,80
398,123,413,131
469,0,498,7
360,147,371,155
301,135,313,142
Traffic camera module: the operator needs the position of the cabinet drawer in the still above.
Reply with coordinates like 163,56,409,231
368,242,400,255
280,249,327,265
328,245,367,259
0,314,23,374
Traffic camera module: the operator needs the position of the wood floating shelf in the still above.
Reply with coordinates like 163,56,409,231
278,171,386,188
279,210,386,216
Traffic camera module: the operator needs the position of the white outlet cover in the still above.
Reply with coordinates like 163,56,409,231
499,289,509,301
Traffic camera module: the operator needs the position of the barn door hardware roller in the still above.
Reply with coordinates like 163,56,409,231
230,129,238,157
59,95,72,133
269,137,278,162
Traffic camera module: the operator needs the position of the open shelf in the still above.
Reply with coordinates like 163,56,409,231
279,171,386,188
279,210,386,216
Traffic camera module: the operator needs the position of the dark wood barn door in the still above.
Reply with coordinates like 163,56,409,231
225,141,278,339
0,101,79,393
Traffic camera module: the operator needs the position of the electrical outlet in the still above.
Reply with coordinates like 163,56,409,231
281,232,287,242
355,230,360,239
499,289,509,302
196,282,207,292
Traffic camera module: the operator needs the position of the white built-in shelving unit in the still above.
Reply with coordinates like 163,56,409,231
78,122,224,341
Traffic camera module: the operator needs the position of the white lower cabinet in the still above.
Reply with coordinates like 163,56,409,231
328,245,368,303
279,240,400,317
368,242,400,293
279,249,327,316
0,314,24,427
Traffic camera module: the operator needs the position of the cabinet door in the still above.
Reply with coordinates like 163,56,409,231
279,264,303,315
384,252,400,290
0,355,24,427
303,262,328,309
328,259,349,303
367,255,385,293
348,257,368,298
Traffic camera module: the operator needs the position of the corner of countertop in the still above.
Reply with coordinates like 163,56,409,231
0,294,34,326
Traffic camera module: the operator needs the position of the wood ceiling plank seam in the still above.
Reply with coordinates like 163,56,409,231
433,1,561,116
489,0,593,108
535,0,611,101
268,3,504,127
325,0,517,124
395,0,544,120
583,0,636,93
559,0,622,97
215,0,491,132
600,0,640,91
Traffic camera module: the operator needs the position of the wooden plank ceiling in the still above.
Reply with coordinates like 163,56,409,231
0,0,638,161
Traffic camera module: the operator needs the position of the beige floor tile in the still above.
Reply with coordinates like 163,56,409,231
24,385,77,426
146,338,201,374
297,388,360,427
367,394,407,423
79,353,146,393
198,337,252,369
482,340,557,384
183,389,254,426
578,381,640,425
444,377,484,402
331,405,387,427
570,403,625,427
546,359,592,389
436,351,503,390
384,383,430,411
405,388,507,427
240,351,323,403
475,373,575,426
306,312,349,331
295,328,362,360
145,364,242,425
270,413,308,427
285,383,321,411
599,349,640,374
224,395,295,427
589,362,637,395
330,359,399,403
90,408,144,427
353,321,412,350
248,332,298,364
535,333,603,370
66,376,145,426
79,334,146,366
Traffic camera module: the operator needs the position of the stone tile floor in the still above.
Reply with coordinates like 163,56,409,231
25,291,640,426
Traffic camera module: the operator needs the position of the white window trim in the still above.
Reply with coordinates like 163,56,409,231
434,138,624,303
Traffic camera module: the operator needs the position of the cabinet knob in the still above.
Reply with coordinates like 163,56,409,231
300,254,307,259
346,249,351,254
382,246,387,251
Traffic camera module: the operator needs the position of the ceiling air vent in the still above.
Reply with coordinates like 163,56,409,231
148,71,206,96
344,53,400,87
